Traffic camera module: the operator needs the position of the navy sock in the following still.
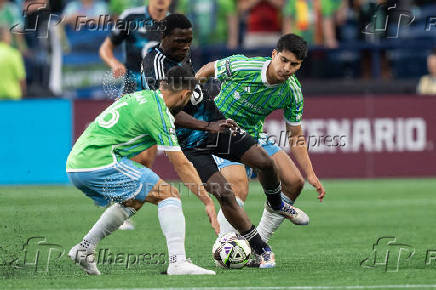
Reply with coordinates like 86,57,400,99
265,185,283,210
241,225,270,255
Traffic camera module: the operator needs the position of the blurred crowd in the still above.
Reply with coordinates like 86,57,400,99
0,0,436,100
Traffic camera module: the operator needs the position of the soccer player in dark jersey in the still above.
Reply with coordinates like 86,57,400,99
100,0,170,94
142,14,309,268
99,0,170,189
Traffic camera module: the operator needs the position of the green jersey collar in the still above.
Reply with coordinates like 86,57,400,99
261,60,280,88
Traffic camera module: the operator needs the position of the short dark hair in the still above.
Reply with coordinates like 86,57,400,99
163,65,197,92
162,14,192,38
276,34,308,60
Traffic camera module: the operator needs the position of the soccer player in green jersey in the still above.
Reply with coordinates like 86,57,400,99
196,33,326,242
66,66,215,276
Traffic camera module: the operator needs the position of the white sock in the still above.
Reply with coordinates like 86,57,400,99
257,193,293,243
158,197,186,264
217,197,244,237
82,203,136,250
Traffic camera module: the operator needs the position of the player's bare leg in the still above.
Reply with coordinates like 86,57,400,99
119,145,159,230
257,150,308,242
216,164,249,236
271,150,305,202
205,171,275,268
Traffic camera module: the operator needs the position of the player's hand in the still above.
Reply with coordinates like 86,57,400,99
206,119,239,134
111,61,127,78
307,173,326,202
205,202,220,235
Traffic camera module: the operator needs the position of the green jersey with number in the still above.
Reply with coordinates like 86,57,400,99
214,55,304,139
66,90,180,171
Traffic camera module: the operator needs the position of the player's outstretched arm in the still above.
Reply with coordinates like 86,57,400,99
286,123,326,202
99,37,126,78
165,150,219,234
195,61,216,82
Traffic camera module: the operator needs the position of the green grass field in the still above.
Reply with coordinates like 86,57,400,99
1,179,436,289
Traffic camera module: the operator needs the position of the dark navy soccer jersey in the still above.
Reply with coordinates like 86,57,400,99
142,45,225,150
110,6,163,73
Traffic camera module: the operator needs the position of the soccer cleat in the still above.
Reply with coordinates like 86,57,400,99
118,219,135,230
68,243,101,275
266,202,310,225
259,250,276,269
167,259,216,275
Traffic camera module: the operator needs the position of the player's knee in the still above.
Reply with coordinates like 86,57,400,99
285,176,305,195
228,177,248,201
168,185,180,199
123,199,145,211
218,191,240,210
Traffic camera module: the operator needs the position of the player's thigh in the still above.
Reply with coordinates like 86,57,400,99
130,145,158,168
220,164,249,202
145,179,180,205
270,150,305,193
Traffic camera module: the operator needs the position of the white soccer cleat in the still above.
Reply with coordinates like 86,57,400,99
118,219,135,230
259,250,276,269
266,202,310,225
68,243,101,275
167,259,216,275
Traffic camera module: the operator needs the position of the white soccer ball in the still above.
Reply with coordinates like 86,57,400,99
212,232,251,269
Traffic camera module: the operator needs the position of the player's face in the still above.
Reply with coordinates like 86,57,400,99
270,49,303,82
149,0,171,10
162,28,193,62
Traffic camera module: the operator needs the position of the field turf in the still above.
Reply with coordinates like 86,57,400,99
1,179,436,289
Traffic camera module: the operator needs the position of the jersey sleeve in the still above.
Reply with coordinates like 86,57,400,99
145,97,181,151
142,51,161,90
284,78,304,126
214,54,247,82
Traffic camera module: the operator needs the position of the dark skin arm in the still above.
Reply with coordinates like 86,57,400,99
174,111,238,134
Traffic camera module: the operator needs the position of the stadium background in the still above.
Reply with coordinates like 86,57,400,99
0,0,435,184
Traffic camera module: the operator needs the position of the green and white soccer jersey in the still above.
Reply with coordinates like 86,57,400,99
66,90,179,171
214,54,304,138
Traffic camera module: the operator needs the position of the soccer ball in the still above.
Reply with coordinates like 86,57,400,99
212,232,251,269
